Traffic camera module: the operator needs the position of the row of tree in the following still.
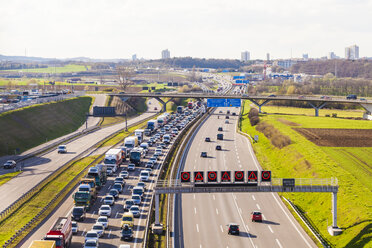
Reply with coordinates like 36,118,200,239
0,62,48,70
290,59,372,79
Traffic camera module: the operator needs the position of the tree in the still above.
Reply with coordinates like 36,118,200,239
116,66,134,91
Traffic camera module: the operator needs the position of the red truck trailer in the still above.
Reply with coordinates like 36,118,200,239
187,101,193,109
44,217,72,248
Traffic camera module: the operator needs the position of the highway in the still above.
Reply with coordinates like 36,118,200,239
20,106,202,248
178,108,317,248
0,99,160,212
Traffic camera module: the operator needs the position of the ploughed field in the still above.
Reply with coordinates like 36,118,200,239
294,128,372,147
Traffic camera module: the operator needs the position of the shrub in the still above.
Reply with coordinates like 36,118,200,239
248,108,260,126
256,122,291,148
250,116,260,126
332,113,337,118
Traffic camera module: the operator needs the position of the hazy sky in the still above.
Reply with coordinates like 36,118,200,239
1,0,371,60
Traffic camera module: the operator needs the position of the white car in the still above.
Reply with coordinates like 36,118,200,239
85,231,99,242
84,239,98,248
103,195,115,206
98,205,112,217
130,205,141,217
132,194,142,205
91,223,105,237
140,170,150,182
120,171,129,179
128,164,135,171
96,216,109,229
57,145,67,154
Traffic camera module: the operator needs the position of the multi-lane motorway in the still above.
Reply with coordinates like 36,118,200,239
179,108,317,248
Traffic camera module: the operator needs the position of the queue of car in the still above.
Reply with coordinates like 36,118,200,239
78,105,204,247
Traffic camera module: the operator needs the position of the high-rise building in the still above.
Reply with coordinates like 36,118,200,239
266,53,270,61
161,49,170,59
328,52,337,59
241,51,250,61
302,54,309,60
345,45,359,59
132,54,137,61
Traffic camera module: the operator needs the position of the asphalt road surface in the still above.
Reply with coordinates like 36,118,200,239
179,107,317,248
0,99,160,212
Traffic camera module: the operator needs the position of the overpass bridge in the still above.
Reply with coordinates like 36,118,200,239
109,92,372,118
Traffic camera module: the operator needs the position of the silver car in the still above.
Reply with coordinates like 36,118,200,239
91,223,105,237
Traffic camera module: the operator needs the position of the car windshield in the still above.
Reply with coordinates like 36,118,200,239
104,158,116,164
123,216,133,221
131,206,139,211
133,189,143,194
125,200,133,205
132,195,140,200
110,190,117,194
101,206,110,210
86,232,97,238
73,208,83,214
93,225,103,230
105,196,113,200
114,184,121,189
230,225,239,230
97,217,107,222
72,223,77,227
122,228,132,234
85,241,96,246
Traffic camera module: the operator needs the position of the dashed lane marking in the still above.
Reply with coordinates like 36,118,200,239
268,226,274,233
252,195,256,201
276,239,283,248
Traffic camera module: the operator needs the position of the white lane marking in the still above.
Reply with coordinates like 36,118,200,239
194,165,196,169
213,194,215,200
200,245,202,248
115,212,119,218
276,239,283,248
108,185,112,189
231,193,256,248
194,208,197,215
220,225,224,232
108,229,112,238
268,226,274,233
256,204,261,210
216,208,219,215
193,194,196,199
262,214,266,220
91,211,96,217
245,224,250,231
81,228,86,236
100,197,104,202
271,192,313,248
252,195,256,201
239,208,242,214
196,224,199,232
239,164,242,168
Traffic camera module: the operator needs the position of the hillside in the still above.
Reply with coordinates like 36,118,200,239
0,97,92,156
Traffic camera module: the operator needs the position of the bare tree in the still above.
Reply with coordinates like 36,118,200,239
116,66,134,91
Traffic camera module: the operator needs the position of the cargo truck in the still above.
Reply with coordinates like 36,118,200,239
28,240,56,248
78,184,96,200
147,120,158,132
134,129,145,143
177,106,183,114
44,217,72,248
157,115,165,127
129,147,145,166
72,190,92,210
79,178,97,196
104,148,123,169
124,136,139,152
188,102,193,109
86,165,107,189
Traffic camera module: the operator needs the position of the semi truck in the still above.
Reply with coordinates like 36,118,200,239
86,165,107,189
124,136,139,152
134,129,145,143
28,240,56,248
78,184,96,200
188,101,193,109
104,148,123,169
157,115,166,127
72,190,93,210
147,120,158,132
129,147,145,166
43,217,72,248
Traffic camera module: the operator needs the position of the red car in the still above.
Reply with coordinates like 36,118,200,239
251,211,262,222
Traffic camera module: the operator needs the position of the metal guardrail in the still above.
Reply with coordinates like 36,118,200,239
2,112,160,248
283,197,332,248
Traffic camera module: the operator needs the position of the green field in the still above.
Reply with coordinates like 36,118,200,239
261,105,365,118
0,96,92,156
3,64,90,73
241,101,372,247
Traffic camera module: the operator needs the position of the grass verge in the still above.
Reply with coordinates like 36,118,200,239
0,172,22,187
240,100,372,248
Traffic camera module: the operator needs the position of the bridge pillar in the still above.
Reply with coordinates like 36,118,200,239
250,99,271,113
155,193,160,225
361,103,372,120
328,192,342,236
308,102,327,117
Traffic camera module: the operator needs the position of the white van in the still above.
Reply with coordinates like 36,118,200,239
140,170,150,182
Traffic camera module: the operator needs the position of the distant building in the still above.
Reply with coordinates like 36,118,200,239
132,54,137,61
302,54,309,60
345,45,359,59
266,53,270,61
161,49,170,59
275,60,297,69
241,51,250,61
328,52,339,59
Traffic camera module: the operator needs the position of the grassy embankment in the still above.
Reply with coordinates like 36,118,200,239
0,97,92,156
0,155,98,246
2,64,90,74
240,101,372,247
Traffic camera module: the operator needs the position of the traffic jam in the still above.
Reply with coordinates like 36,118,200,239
31,102,205,248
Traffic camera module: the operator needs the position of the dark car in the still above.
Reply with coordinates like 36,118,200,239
72,206,86,221
268,94,276,97
120,224,133,241
346,94,357,100
3,160,16,169
201,152,207,158
232,112,236,116
225,115,229,119
227,223,240,235
205,137,211,142
109,189,119,199
251,211,263,222
218,127,223,131
216,145,222,150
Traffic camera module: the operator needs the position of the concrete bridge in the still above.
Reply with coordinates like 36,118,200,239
109,92,372,119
